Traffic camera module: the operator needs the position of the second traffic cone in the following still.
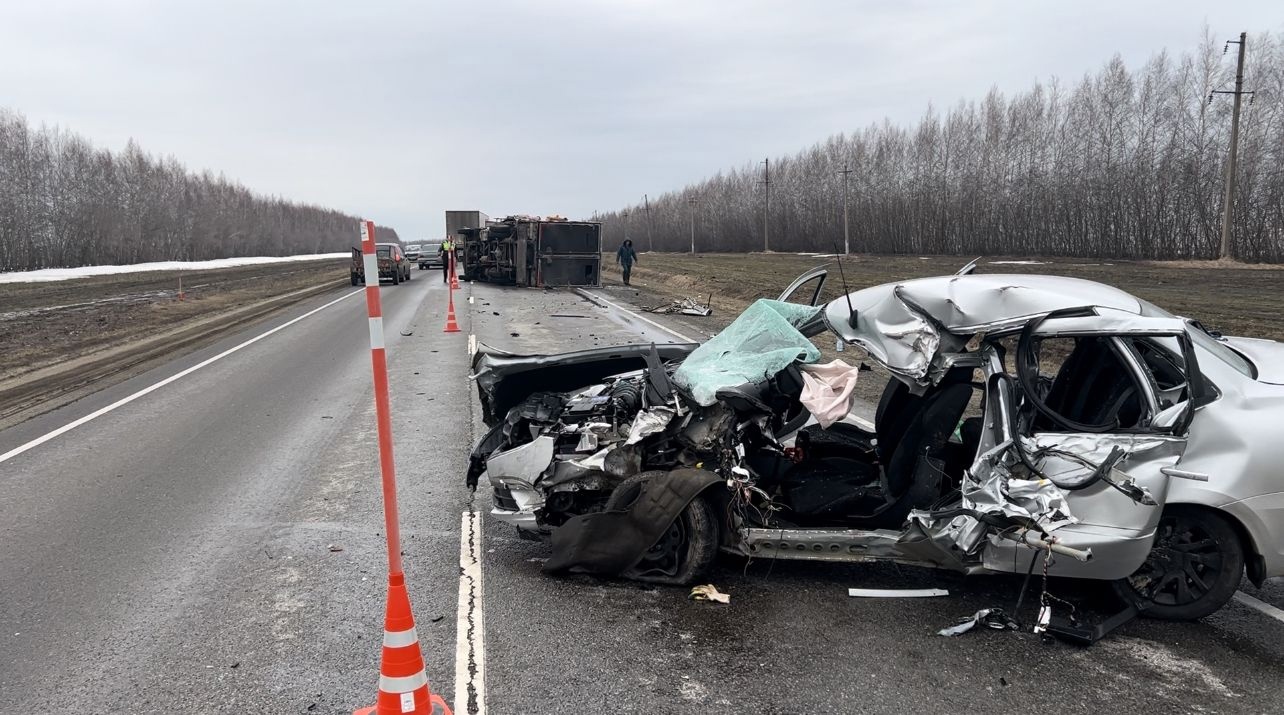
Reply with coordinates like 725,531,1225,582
449,255,460,289
354,573,452,715
443,288,461,333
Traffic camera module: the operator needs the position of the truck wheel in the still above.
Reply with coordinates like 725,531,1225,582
1111,506,1244,620
604,472,718,586
350,272,359,286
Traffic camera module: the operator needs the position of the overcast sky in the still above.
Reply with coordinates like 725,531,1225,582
1,1,1278,240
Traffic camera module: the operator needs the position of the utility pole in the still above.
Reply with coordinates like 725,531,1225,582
621,209,630,245
838,163,853,256
761,158,771,252
688,196,698,254
1213,32,1254,261
643,194,654,252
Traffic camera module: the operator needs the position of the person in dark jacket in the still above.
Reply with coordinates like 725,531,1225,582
616,239,638,286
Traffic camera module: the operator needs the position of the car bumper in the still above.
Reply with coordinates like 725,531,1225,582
487,475,545,534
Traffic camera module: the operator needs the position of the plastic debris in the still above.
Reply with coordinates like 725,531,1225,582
847,587,948,598
689,584,730,604
644,296,713,316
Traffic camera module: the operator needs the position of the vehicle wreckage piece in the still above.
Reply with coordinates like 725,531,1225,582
467,267,1284,622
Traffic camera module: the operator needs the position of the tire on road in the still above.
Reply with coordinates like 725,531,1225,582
1111,505,1245,620
603,471,719,586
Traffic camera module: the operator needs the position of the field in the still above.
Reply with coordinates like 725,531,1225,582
0,259,350,427
609,252,1284,342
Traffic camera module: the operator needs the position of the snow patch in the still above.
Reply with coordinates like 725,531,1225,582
0,253,349,284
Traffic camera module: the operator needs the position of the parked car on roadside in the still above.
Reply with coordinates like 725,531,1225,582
467,266,1284,621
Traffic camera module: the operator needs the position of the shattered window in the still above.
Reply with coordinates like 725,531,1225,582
1028,336,1146,431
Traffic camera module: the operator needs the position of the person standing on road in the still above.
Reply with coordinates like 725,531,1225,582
439,238,454,283
616,239,638,286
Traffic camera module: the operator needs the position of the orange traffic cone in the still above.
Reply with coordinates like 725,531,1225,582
443,288,461,333
354,573,452,715
449,255,460,290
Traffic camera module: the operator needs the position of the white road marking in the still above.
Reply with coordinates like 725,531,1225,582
467,334,477,358
0,289,362,465
454,510,486,715
468,295,474,304
573,288,697,343
1233,591,1284,624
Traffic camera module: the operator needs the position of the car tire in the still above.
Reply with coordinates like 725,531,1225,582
1111,505,1244,620
603,471,719,586
405,266,411,281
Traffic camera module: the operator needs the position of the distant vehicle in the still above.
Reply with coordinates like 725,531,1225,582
454,214,601,287
404,243,423,265
350,243,411,285
420,241,445,270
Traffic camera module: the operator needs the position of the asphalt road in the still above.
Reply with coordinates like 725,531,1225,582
2,270,1283,714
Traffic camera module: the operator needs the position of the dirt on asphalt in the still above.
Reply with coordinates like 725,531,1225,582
600,252,1284,408
0,259,352,425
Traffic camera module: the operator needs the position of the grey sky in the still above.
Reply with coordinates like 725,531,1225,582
1,1,1277,241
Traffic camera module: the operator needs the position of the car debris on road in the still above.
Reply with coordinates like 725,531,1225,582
643,295,713,316
466,265,1284,631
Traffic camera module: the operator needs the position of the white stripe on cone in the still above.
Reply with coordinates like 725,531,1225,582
379,670,429,693
382,626,419,649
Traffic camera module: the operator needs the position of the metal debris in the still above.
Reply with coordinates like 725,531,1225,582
689,584,730,604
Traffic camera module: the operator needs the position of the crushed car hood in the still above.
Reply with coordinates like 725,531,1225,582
822,274,1146,383
471,342,699,425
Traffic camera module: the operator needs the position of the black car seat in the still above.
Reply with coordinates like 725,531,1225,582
1040,337,1142,430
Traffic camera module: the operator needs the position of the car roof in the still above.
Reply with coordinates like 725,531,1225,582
824,273,1145,335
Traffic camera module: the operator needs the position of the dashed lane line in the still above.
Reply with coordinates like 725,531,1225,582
1234,590,1284,625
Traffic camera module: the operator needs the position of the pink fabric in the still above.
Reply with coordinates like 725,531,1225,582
799,360,862,428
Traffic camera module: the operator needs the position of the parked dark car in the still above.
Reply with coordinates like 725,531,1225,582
350,243,411,285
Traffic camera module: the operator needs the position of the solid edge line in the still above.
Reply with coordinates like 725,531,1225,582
455,510,486,715
1233,590,1284,624
0,289,362,465
573,288,697,343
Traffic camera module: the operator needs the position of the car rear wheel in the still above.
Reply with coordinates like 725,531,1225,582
1111,506,1244,620
604,472,718,586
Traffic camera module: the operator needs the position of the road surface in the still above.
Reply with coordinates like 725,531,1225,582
2,271,1282,713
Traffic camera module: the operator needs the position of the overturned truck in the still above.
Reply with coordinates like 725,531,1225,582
455,214,602,287
467,267,1284,621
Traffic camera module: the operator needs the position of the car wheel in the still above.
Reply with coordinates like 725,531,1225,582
604,471,718,586
405,266,411,281
1111,506,1244,620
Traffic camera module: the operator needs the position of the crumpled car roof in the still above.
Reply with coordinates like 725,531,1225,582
823,274,1149,382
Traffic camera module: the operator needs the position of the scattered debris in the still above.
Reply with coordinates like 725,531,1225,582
510,332,520,337
938,608,1020,637
848,587,948,598
327,544,344,552
643,295,713,316
689,584,730,604
550,313,590,318
400,329,414,336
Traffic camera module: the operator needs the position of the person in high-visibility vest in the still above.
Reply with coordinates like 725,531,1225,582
438,238,455,283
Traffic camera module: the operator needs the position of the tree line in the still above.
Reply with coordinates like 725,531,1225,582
0,108,399,272
602,29,1284,263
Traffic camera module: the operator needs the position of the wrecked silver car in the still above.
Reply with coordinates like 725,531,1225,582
468,269,1284,621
